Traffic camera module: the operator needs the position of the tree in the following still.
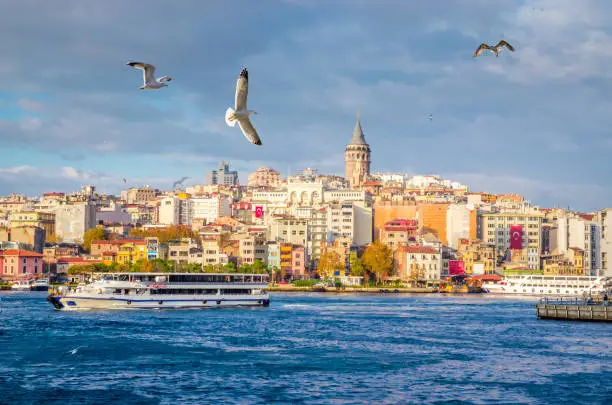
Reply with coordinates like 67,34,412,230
349,253,366,277
408,264,425,287
362,240,393,285
83,227,107,252
251,259,267,274
129,225,201,245
238,262,252,273
223,262,237,273
317,250,344,280
46,233,62,244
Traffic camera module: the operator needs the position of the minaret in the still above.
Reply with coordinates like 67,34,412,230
345,112,371,189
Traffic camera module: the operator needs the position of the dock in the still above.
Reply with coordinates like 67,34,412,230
536,297,612,322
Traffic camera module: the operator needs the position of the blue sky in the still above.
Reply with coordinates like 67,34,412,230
0,0,611,211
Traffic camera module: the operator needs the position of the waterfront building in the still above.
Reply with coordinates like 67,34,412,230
456,238,496,275
206,161,239,186
595,208,612,276
394,246,441,283
446,204,478,249
0,249,44,280
478,212,543,270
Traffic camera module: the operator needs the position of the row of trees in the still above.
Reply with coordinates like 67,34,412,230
317,240,393,284
67,259,269,275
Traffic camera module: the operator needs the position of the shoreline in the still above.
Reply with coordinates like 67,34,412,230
266,286,440,294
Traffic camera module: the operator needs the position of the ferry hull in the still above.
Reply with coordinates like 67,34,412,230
47,294,270,310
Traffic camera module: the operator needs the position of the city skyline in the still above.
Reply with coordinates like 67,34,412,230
1,1,612,211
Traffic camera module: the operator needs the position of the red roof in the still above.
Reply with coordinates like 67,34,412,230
401,246,439,254
92,239,145,245
43,192,65,197
579,214,594,221
0,249,43,257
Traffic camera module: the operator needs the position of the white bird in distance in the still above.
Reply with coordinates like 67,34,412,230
225,68,262,146
126,62,172,90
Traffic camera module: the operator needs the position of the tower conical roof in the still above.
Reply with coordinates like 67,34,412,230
350,112,367,145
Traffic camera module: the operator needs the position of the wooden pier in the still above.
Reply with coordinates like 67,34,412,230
536,297,612,322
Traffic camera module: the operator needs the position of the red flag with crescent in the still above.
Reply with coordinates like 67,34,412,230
510,225,522,249
254,206,264,218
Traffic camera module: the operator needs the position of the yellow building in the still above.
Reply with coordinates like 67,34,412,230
457,238,496,275
9,211,56,241
116,241,147,264
568,248,584,274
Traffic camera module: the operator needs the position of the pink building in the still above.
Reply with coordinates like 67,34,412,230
0,249,44,280
291,245,306,279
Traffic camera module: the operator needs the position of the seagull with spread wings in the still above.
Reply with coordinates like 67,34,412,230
126,62,172,90
473,40,515,58
225,68,262,146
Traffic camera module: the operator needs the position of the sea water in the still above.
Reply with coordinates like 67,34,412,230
0,292,610,404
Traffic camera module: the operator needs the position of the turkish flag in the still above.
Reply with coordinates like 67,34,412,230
510,225,522,249
254,206,264,218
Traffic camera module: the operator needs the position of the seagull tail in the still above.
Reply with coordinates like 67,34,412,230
225,107,237,127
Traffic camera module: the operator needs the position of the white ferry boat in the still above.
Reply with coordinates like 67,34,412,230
482,275,612,296
46,272,270,310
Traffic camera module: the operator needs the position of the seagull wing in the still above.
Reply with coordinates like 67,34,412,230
473,43,491,57
237,117,262,146
127,62,156,84
235,68,248,111
496,40,515,52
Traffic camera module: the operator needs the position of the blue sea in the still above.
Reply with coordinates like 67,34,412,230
0,292,610,405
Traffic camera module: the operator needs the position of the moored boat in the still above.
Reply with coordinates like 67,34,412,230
31,278,50,291
11,279,33,291
47,272,270,310
482,275,612,297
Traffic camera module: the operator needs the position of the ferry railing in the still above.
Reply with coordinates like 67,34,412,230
538,296,609,306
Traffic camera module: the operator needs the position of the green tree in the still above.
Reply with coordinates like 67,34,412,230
251,260,267,274
408,264,426,287
238,262,252,273
83,227,106,252
349,253,366,277
223,262,237,273
317,250,344,279
362,240,393,285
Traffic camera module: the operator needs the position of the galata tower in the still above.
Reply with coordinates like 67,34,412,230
345,113,371,189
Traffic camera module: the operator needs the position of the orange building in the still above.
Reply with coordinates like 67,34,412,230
373,200,418,239
417,203,450,246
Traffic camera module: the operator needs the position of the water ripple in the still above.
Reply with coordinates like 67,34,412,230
0,291,610,404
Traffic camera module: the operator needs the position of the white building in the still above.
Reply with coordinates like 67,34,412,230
596,208,612,277
567,216,600,276
191,196,232,224
54,202,96,243
158,196,179,225
446,204,472,250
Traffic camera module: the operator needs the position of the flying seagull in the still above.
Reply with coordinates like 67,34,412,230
428,114,433,121
172,177,190,189
126,62,172,90
122,177,127,184
473,40,515,58
225,68,262,146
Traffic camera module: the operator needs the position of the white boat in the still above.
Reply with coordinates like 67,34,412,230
482,275,612,296
11,279,33,291
31,278,50,291
47,272,270,310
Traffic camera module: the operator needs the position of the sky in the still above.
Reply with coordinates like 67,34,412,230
0,0,611,212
